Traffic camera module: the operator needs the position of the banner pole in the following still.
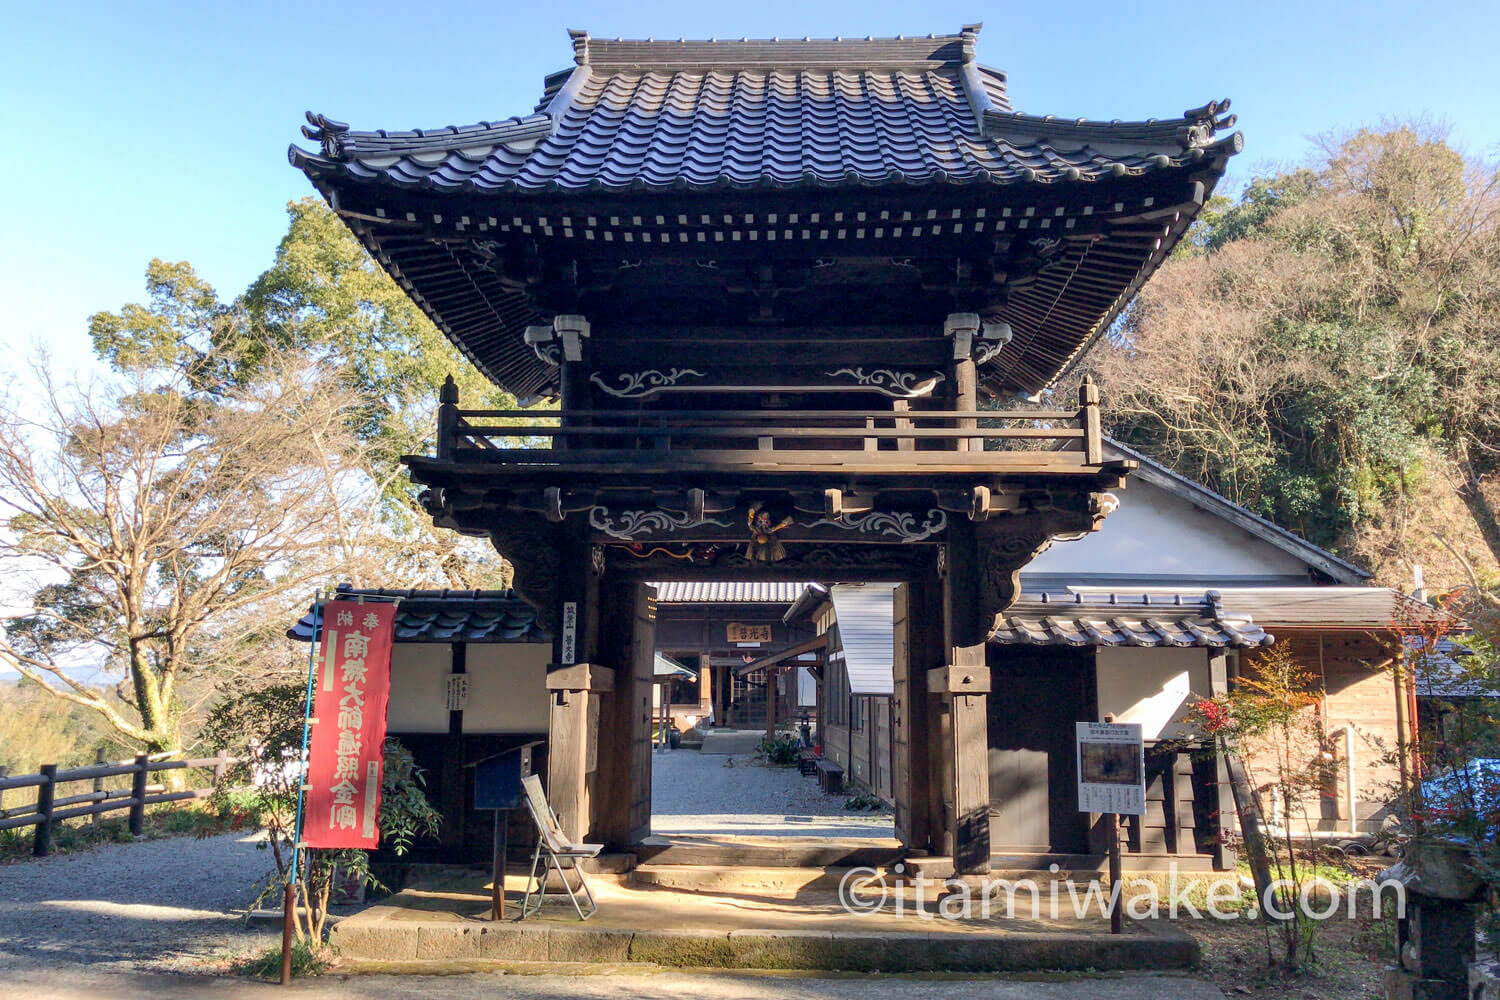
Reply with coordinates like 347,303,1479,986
284,588,322,985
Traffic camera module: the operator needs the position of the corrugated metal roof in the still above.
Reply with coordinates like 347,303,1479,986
651,581,809,604
991,592,1271,648
288,585,547,644
829,584,897,695
1063,585,1429,631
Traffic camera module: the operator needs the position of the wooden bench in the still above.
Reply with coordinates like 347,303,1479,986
815,758,844,795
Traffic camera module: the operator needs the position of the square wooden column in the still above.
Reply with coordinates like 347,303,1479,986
938,517,992,875
544,524,603,842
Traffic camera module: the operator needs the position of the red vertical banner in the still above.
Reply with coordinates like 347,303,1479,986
302,601,396,849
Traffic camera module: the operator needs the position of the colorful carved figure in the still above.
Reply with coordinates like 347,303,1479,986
745,501,792,563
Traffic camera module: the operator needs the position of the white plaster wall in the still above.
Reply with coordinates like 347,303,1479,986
463,643,551,733
1024,479,1311,581
1095,647,1211,739
386,643,452,733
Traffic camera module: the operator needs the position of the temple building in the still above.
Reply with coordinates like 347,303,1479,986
291,25,1245,874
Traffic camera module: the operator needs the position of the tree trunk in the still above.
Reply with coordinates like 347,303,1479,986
1456,441,1500,570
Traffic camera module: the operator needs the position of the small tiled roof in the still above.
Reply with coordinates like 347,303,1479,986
652,581,809,604
293,27,1237,195
991,591,1273,648
287,585,547,644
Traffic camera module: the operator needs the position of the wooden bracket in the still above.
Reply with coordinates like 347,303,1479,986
927,665,991,695
545,663,615,692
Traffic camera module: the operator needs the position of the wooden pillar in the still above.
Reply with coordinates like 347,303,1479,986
765,672,778,743
546,524,602,842
700,661,712,720
1208,649,1237,870
946,312,981,452
440,642,467,853
939,518,991,874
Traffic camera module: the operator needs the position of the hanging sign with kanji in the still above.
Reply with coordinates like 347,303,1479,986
303,601,396,848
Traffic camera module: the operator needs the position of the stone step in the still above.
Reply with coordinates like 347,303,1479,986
332,916,1199,973
632,834,904,868
630,864,848,893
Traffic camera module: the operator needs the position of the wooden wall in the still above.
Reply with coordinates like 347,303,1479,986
1239,630,1402,833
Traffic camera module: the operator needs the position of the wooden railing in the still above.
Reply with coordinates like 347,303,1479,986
436,379,1104,468
0,751,234,857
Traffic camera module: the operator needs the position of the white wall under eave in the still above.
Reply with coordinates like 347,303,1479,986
1095,647,1211,739
464,643,551,733
387,643,452,733
1023,478,1312,583
382,642,551,735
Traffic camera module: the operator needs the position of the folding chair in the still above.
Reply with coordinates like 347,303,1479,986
520,773,603,920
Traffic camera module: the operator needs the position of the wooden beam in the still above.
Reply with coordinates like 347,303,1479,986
736,633,829,676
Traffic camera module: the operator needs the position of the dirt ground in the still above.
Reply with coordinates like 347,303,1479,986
1186,913,1390,999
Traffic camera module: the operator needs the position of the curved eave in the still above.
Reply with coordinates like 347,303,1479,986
288,132,1240,197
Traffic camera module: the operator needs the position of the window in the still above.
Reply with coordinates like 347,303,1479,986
849,693,864,732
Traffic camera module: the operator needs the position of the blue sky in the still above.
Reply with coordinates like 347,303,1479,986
3,0,1498,369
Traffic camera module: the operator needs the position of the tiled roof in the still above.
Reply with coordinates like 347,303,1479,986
292,27,1238,195
990,591,1273,648
287,586,547,644
651,581,809,603
289,26,1240,400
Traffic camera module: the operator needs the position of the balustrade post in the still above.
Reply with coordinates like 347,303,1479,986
1079,374,1102,465
437,374,459,461
33,764,56,858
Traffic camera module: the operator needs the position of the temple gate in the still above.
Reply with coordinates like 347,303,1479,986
292,25,1240,873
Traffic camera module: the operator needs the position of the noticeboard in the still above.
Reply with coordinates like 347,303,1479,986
1075,721,1146,816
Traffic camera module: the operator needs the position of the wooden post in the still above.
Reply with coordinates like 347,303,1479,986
436,375,459,461
0,765,8,818
33,764,57,858
942,518,991,874
128,754,149,837
1108,813,1123,934
893,399,914,452
1208,650,1238,870
213,750,230,786
1078,374,1102,465
92,747,106,828
490,809,507,921
280,881,295,985
765,672,778,744
1225,752,1281,921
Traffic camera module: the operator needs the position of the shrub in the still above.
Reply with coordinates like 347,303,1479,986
758,734,801,766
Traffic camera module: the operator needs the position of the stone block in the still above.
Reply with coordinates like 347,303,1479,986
545,926,634,963
628,929,736,967
726,929,837,970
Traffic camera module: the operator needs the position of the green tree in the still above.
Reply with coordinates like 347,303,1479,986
1083,124,1500,595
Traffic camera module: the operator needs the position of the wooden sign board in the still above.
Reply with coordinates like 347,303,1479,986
1075,721,1145,816
727,623,772,644
446,674,469,712
561,602,578,664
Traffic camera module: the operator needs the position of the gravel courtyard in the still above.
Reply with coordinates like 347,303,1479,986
0,832,276,975
649,747,895,838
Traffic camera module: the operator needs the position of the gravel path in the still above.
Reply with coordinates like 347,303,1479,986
650,750,894,838
0,832,277,974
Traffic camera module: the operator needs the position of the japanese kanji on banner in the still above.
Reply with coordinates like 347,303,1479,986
303,600,396,849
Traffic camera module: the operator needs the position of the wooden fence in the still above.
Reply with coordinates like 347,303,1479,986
0,750,234,857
